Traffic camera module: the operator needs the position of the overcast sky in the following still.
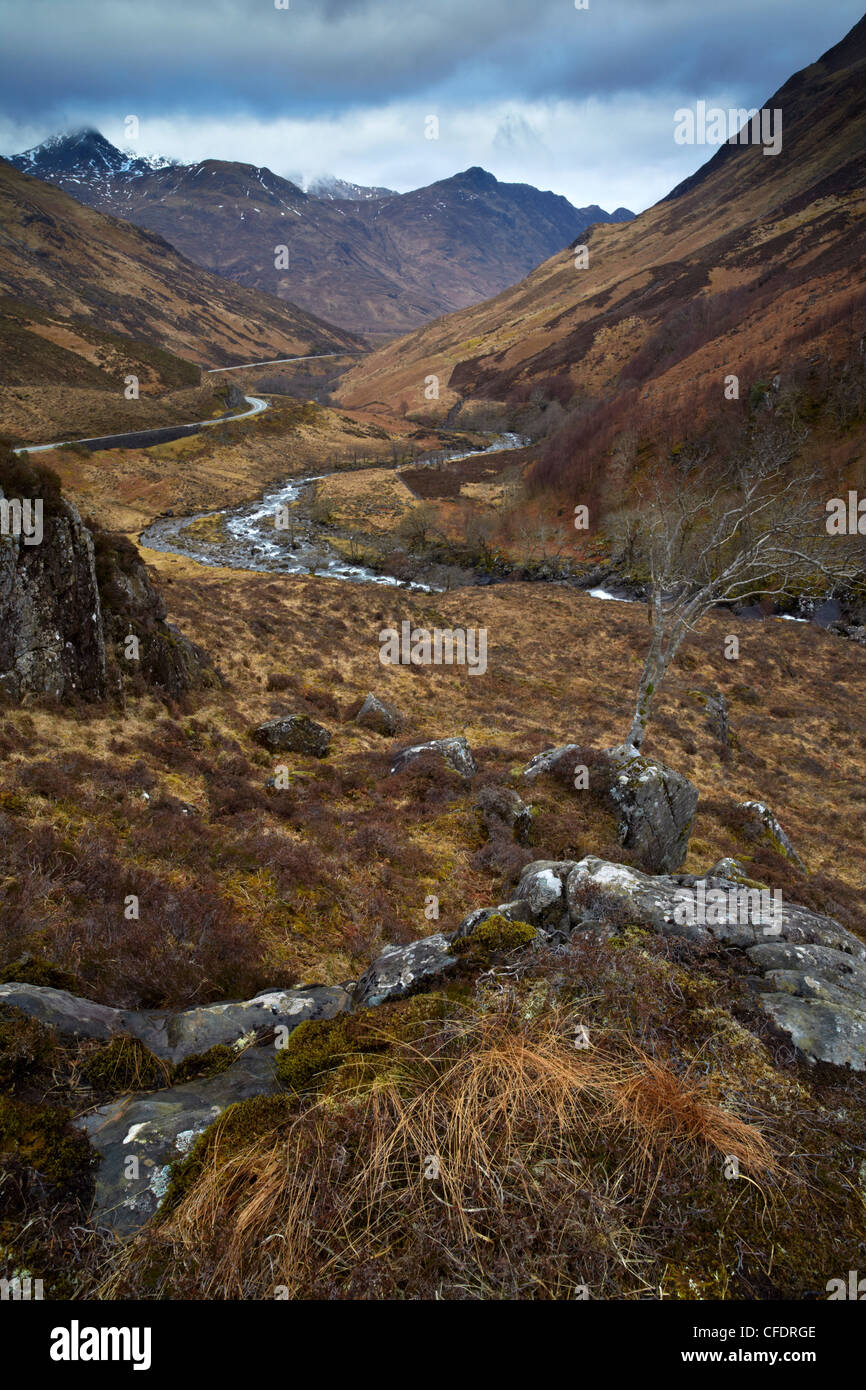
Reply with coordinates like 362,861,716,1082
0,0,861,211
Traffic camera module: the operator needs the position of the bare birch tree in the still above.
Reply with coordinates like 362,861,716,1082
609,425,861,755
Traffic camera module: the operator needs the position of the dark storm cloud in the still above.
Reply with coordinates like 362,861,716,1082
0,0,861,123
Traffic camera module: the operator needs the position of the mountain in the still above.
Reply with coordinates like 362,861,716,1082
306,175,397,201
334,15,866,442
0,156,362,385
9,132,633,336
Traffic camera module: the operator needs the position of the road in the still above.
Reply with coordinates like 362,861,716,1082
205,351,358,374
14,395,269,456
14,348,363,454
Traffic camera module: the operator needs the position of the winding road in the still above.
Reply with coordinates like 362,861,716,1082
14,395,269,457
13,350,362,455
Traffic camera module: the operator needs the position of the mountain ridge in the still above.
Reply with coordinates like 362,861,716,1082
9,132,634,336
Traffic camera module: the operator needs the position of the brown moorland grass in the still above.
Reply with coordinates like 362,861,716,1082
1,558,863,1012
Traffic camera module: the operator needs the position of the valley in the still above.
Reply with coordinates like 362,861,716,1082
0,2,865,1321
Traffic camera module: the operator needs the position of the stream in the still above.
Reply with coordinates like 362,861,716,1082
140,433,527,591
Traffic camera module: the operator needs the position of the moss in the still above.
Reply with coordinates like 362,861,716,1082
0,1096,95,1196
170,1043,236,1085
452,914,536,969
0,957,78,990
276,994,451,1094
158,1093,297,1221
79,1035,170,1094
0,1004,57,1091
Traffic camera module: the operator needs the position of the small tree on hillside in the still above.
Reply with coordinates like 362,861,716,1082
609,425,861,756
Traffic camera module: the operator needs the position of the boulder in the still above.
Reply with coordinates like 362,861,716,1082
352,934,456,1007
355,693,401,737
476,785,533,844
690,688,730,746
522,744,582,782
390,736,476,780
738,800,805,870
604,745,698,872
0,981,350,1064
253,714,331,757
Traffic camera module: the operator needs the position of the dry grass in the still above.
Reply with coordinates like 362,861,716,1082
99,999,778,1301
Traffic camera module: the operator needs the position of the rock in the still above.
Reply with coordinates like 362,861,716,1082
253,714,331,758
355,693,401,737
352,934,456,1007
738,801,805,870
522,745,582,782
0,459,216,703
0,488,106,700
451,900,534,941
563,855,866,1069
690,688,730,746
755,994,866,1071
476,785,533,844
76,1048,282,1234
390,736,476,780
707,857,751,882
605,745,698,872
513,860,574,934
0,981,350,1063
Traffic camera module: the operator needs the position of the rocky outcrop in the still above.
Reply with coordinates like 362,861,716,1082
253,714,331,757
0,490,106,701
0,981,351,1063
94,530,217,698
390,736,476,779
355,693,401,737
79,1049,282,1235
605,745,698,872
0,452,216,702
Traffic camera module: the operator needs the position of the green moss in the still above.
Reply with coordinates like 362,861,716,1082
170,1044,236,1085
0,1004,57,1091
0,1096,95,1195
79,1035,170,1094
452,914,536,969
276,994,452,1094
0,957,78,990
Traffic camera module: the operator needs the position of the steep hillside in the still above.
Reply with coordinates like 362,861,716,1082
334,15,866,437
0,158,362,381
9,133,632,336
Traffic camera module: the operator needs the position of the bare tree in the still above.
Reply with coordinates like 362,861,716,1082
609,426,861,755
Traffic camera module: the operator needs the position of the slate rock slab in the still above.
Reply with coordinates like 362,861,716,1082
353,934,457,1007
0,982,350,1063
77,1049,282,1235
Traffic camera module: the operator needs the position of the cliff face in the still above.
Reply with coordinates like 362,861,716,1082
0,492,106,701
0,450,216,703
